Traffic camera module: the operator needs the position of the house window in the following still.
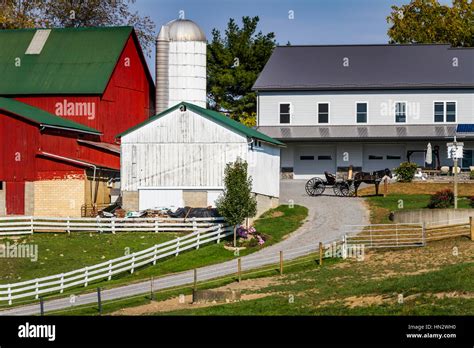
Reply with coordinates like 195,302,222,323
318,103,329,124
395,102,406,123
300,156,314,160
368,155,383,160
434,102,444,122
446,102,456,122
434,102,456,123
318,155,332,160
356,103,367,123
387,155,401,160
279,103,290,124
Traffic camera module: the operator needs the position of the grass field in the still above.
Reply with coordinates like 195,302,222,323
366,194,472,224
358,182,474,224
55,236,473,316
0,205,308,307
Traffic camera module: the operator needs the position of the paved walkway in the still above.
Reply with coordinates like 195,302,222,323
0,180,369,315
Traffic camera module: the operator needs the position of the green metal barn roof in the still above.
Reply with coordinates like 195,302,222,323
0,97,101,134
0,26,133,95
116,102,285,146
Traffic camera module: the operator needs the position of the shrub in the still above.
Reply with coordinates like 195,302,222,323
470,196,474,208
428,189,454,209
394,162,418,182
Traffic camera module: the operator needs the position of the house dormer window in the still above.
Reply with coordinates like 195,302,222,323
279,103,291,124
395,102,406,123
318,103,329,124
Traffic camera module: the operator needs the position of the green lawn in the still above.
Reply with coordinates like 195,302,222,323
366,194,472,224
0,204,308,307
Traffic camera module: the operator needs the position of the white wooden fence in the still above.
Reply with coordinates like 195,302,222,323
0,223,232,304
0,216,224,236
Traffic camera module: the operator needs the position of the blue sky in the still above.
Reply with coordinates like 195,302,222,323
131,0,453,72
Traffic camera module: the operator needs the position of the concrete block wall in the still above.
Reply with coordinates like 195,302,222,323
255,193,279,219
33,179,85,217
393,208,474,225
24,181,35,216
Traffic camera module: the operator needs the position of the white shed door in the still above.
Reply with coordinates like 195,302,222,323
139,189,183,210
294,145,336,179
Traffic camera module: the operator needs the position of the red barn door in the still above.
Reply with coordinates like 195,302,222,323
6,182,25,215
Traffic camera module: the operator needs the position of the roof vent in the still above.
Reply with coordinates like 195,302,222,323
25,29,51,55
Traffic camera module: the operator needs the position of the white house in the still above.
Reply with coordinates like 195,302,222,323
117,102,284,215
253,44,474,178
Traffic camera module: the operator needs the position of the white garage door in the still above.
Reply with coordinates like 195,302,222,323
139,189,183,210
363,145,405,172
294,145,336,179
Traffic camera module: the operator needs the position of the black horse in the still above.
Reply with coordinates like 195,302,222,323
353,168,392,196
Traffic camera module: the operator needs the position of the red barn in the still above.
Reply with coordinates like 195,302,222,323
0,26,155,216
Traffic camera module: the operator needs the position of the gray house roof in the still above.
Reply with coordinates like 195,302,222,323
253,44,474,91
256,125,469,141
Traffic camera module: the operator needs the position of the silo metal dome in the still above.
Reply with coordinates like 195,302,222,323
158,19,206,42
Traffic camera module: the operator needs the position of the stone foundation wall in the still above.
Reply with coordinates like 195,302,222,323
122,191,139,211
183,190,207,207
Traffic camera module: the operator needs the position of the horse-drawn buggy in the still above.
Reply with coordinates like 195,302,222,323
305,168,392,197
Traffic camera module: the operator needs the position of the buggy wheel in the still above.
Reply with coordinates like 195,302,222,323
339,182,355,197
333,183,343,196
305,177,325,196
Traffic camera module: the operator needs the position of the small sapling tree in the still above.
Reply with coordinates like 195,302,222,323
216,158,257,248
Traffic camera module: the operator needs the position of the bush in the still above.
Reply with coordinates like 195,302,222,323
394,162,418,182
428,189,454,209
470,196,474,208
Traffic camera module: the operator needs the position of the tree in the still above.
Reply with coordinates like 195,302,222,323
207,16,276,124
0,0,45,29
0,0,156,56
216,158,257,248
387,0,474,47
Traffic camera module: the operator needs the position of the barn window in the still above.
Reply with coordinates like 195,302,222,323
300,156,314,160
279,103,291,124
318,155,332,160
0,182,3,190
387,155,401,160
368,155,383,160
318,103,329,124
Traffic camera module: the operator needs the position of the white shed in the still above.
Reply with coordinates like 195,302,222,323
117,102,284,216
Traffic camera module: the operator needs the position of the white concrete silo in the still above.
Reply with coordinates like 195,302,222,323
156,18,207,113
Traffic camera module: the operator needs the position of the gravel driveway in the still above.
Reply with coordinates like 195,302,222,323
0,180,369,315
